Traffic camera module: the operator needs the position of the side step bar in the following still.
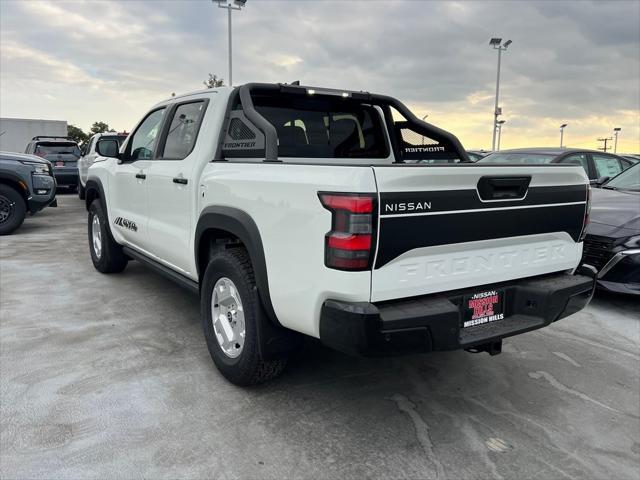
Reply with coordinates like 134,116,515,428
122,246,199,295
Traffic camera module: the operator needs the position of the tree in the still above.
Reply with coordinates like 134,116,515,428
90,121,111,135
203,73,224,88
67,124,89,145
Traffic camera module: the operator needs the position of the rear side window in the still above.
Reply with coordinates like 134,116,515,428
128,108,165,160
593,154,623,178
254,97,388,159
162,101,207,159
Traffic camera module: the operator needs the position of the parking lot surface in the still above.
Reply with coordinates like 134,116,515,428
1,194,639,480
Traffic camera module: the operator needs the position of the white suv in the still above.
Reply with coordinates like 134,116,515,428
78,132,127,199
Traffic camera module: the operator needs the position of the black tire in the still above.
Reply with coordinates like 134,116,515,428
0,184,27,236
201,248,287,386
78,180,86,200
88,199,128,273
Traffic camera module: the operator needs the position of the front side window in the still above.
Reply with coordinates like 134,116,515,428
129,108,165,160
162,101,206,159
593,154,622,178
255,96,388,159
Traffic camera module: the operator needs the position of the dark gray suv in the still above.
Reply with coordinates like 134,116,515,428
0,151,57,235
24,136,81,191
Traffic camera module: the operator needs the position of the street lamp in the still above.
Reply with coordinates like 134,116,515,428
560,123,567,148
497,120,506,151
613,127,621,153
213,0,247,86
489,37,512,151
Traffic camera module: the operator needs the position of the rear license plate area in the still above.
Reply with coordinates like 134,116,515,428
55,161,64,167
462,289,505,329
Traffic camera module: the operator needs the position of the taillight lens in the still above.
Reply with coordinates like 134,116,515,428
579,184,591,241
319,192,377,271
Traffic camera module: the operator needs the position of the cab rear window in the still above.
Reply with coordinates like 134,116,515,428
254,96,389,159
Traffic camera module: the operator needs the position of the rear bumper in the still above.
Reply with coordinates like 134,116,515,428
52,167,78,186
319,269,596,356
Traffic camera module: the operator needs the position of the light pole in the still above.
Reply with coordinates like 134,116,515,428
489,38,512,151
613,127,621,153
214,0,247,86
560,123,567,148
497,120,506,151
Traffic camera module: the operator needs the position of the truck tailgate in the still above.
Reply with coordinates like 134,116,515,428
371,165,588,302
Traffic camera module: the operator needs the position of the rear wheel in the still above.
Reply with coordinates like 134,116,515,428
88,200,128,273
0,184,26,236
201,248,288,385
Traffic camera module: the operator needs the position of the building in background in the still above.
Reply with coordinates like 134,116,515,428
0,118,68,153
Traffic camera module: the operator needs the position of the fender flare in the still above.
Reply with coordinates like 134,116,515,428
85,177,117,240
195,206,280,326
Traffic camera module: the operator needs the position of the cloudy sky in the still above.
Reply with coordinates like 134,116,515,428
1,0,638,151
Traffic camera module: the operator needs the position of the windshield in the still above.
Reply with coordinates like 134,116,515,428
35,143,80,157
101,135,127,146
604,164,640,191
479,152,556,164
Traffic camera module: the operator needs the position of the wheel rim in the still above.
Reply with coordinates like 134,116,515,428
211,277,246,358
92,214,102,259
0,194,14,225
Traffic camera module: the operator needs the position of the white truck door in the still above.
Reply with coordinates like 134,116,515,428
110,108,166,252
146,100,208,275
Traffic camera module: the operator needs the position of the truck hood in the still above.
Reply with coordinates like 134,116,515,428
588,187,640,239
0,151,51,166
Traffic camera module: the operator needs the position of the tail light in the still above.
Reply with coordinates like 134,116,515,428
319,192,377,271
579,184,591,241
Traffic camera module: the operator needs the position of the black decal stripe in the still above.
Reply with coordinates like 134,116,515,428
374,204,585,269
380,185,586,215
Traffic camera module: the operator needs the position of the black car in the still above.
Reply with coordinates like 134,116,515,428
466,150,491,162
0,151,57,235
582,163,640,295
479,147,635,185
24,136,81,191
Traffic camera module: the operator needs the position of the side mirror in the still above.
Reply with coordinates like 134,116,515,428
595,176,610,186
96,139,119,158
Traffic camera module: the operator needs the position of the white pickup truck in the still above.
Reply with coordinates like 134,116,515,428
85,83,596,385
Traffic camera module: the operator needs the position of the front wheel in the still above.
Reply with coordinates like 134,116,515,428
201,248,288,385
0,184,26,236
88,200,128,273
78,179,86,200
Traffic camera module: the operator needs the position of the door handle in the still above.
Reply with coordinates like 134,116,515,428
173,177,188,185
135,173,146,180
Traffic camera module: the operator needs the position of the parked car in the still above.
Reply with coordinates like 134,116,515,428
84,83,595,385
478,148,635,185
78,132,128,199
0,151,57,235
466,150,491,162
24,136,81,191
582,163,639,295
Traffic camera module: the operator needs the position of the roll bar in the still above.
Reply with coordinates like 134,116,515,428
232,83,470,163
